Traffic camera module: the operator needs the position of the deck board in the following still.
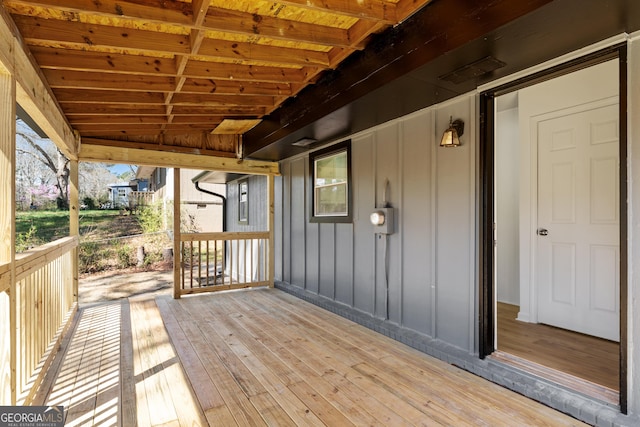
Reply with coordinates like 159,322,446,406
37,288,587,426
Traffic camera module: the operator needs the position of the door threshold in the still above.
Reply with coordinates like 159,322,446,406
490,351,619,406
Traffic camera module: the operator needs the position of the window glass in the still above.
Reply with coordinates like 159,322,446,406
314,151,348,216
239,180,248,223
310,140,351,223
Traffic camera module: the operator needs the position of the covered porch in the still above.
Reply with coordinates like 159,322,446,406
33,288,584,426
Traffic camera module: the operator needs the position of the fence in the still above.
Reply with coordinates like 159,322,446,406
129,191,155,212
178,232,270,296
0,236,77,404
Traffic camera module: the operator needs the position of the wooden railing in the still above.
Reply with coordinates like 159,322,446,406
0,236,78,404
178,232,271,296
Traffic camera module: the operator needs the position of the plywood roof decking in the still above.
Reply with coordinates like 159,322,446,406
5,0,430,156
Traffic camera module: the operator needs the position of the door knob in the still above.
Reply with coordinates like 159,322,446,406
537,228,548,236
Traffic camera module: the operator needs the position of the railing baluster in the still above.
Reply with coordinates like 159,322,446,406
180,241,185,291
206,240,210,287
249,239,254,283
189,241,194,289
198,240,202,287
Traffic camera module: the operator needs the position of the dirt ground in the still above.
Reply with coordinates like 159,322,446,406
79,264,173,306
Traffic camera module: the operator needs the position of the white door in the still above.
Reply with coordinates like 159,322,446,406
536,102,619,341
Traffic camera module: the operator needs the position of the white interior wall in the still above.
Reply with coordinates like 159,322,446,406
495,105,520,305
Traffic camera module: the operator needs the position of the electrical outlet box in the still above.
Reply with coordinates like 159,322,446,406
370,207,394,234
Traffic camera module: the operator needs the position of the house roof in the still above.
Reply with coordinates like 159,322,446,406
3,0,640,165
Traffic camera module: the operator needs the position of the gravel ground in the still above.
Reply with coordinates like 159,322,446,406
79,267,173,306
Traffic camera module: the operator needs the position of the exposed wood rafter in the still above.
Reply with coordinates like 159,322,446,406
1,0,430,159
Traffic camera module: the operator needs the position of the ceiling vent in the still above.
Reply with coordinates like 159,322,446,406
439,56,506,84
292,137,317,147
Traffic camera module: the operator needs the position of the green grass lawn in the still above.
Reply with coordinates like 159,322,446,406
16,209,142,251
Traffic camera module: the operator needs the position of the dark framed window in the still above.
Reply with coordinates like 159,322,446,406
238,179,248,223
309,140,352,223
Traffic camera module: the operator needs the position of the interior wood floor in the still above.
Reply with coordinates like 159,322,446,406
496,302,619,399
35,290,587,426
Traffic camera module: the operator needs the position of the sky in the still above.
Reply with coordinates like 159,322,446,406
108,164,134,176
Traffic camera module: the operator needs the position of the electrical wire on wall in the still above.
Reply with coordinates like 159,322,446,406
383,178,390,321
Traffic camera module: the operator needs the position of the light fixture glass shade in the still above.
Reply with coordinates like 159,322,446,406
440,128,460,147
440,117,463,147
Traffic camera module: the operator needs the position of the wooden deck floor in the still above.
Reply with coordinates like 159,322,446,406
35,288,586,426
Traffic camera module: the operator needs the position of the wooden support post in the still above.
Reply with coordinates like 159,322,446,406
267,174,275,288
173,168,181,299
69,158,79,302
0,71,16,405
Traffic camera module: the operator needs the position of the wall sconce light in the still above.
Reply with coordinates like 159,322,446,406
440,116,464,147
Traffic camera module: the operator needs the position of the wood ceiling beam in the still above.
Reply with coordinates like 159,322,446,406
68,116,171,125
15,14,332,68
171,106,266,116
13,15,192,54
43,69,176,91
197,38,331,67
4,0,396,25
171,93,275,107
5,0,193,25
202,8,358,49
60,104,168,115
75,123,225,133
43,69,293,96
0,6,76,159
5,0,364,48
274,0,396,22
81,137,239,158
61,104,266,116
54,89,166,104
53,89,276,107
79,141,280,176
180,79,292,96
182,61,312,83
69,116,227,126
29,46,178,75
30,45,315,83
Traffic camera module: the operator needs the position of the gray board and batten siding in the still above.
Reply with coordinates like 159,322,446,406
275,96,477,353
227,175,268,233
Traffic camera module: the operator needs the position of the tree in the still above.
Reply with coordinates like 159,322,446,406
79,162,117,204
15,119,118,210
16,120,70,208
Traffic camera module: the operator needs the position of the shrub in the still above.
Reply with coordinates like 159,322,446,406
115,242,133,269
16,225,41,252
79,241,104,273
137,203,163,234
82,197,97,210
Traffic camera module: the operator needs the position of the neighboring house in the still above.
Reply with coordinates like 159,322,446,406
107,179,149,209
106,182,135,209
136,166,225,233
198,172,267,283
